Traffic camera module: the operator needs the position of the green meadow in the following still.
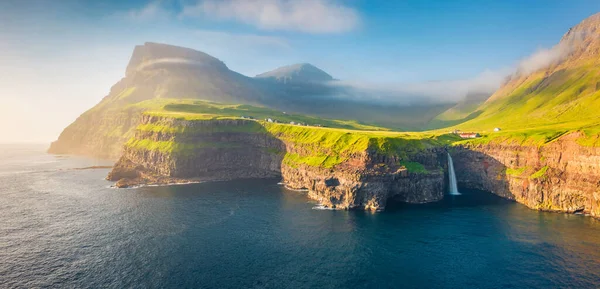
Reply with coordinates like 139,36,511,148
124,98,462,171
440,64,600,147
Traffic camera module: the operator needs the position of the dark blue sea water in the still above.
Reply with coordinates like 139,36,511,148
2,144,600,289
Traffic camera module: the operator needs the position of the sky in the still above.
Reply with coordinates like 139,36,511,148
1,0,599,142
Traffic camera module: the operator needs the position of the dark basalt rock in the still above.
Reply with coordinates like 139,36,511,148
108,116,447,211
451,132,600,217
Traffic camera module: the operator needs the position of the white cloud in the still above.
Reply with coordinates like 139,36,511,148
134,58,212,71
116,1,172,22
181,0,360,33
515,44,570,75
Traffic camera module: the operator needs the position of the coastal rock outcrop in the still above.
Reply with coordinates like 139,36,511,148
452,132,600,217
108,115,446,210
280,152,445,210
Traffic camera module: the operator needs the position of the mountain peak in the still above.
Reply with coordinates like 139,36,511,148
557,12,600,63
126,42,227,75
256,63,334,84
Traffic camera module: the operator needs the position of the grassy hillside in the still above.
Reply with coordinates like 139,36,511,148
449,64,600,146
267,125,458,169
135,98,390,131
457,65,600,129
98,42,452,132
126,98,462,170
427,92,489,129
445,13,600,146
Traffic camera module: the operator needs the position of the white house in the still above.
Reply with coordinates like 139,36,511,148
459,133,481,139
494,127,502,132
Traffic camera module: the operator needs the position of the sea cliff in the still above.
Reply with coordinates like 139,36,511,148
108,114,448,210
63,110,600,216
452,132,600,217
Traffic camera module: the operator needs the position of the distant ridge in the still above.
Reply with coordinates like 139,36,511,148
256,63,334,84
49,42,456,159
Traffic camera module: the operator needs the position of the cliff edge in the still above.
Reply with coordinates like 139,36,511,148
107,114,452,210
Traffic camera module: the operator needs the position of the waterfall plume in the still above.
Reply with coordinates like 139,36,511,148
447,153,461,195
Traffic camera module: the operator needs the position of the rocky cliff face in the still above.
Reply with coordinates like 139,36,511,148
280,150,445,210
107,116,283,185
108,115,446,210
451,132,600,217
101,113,600,216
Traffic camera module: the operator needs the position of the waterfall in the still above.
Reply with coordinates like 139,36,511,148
447,153,461,195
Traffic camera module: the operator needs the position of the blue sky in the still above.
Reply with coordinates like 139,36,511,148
1,0,599,142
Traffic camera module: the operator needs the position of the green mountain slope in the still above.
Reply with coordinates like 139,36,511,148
102,42,267,107
133,98,390,131
49,42,452,159
427,91,490,129
451,12,600,146
254,64,451,131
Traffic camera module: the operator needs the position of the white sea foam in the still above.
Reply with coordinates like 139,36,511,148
312,205,336,210
285,186,309,192
109,181,203,189
278,182,310,192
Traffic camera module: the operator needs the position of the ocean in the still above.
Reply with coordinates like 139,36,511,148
1,144,600,288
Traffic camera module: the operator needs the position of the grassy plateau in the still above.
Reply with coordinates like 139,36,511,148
122,98,461,171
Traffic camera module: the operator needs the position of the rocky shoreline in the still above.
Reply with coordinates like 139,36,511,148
106,119,600,216
108,165,446,211
452,132,600,218
101,113,600,216
106,116,448,211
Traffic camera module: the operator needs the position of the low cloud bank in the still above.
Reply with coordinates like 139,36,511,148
328,68,510,105
330,30,593,105
516,45,569,75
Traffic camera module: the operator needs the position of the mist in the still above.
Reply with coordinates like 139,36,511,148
327,29,593,106
327,68,509,105
135,58,223,71
516,45,570,75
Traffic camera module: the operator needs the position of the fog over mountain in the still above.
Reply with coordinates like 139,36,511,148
96,42,457,130
253,59,503,107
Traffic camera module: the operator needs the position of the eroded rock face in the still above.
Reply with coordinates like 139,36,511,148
108,116,446,210
452,132,600,217
108,117,284,185
101,115,600,217
281,161,444,211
